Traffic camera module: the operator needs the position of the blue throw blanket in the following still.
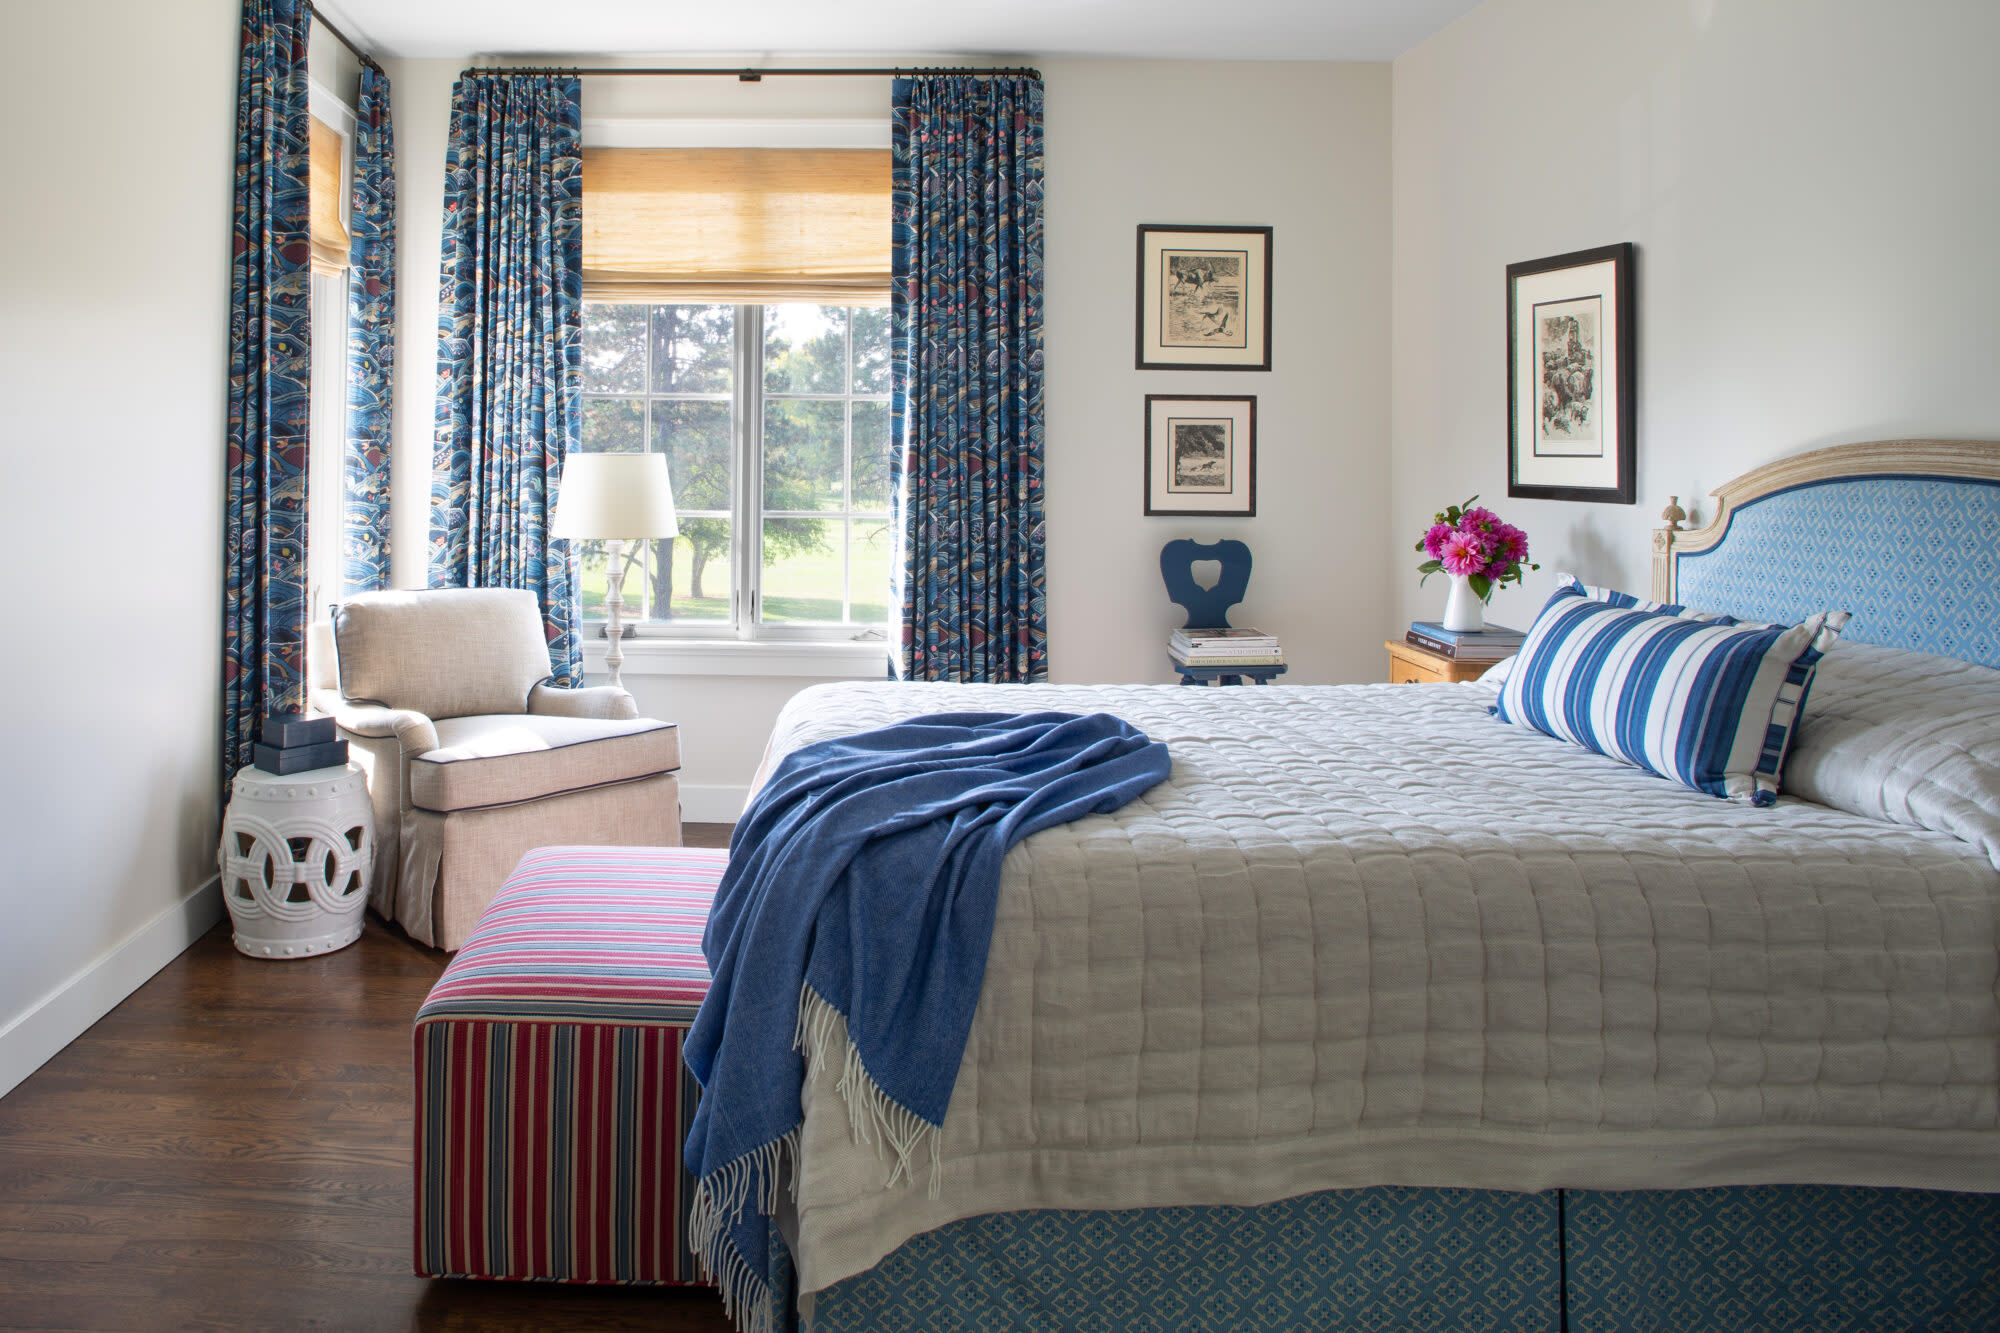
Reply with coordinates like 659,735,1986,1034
682,711,1172,1328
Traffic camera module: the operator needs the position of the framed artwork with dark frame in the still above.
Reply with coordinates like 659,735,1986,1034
1136,225,1273,371
1144,394,1257,517
1507,242,1635,504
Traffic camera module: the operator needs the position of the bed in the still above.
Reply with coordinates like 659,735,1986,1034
727,440,2000,1331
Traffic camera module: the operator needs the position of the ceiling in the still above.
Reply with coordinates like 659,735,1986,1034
316,0,1484,63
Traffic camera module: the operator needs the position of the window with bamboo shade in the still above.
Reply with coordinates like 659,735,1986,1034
581,148,891,305
309,115,350,274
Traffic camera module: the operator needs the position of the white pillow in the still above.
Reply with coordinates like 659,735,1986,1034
1784,640,2000,869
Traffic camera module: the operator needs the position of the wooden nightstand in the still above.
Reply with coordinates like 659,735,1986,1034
1385,639,1492,685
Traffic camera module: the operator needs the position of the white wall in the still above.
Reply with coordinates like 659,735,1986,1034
311,22,362,105
1390,0,2000,628
383,56,457,593
381,57,1393,808
0,0,240,1095
1041,60,1391,684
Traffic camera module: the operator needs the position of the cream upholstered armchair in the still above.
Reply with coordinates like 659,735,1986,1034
309,588,681,950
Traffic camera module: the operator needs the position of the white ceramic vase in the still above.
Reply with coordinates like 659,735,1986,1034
1442,574,1487,633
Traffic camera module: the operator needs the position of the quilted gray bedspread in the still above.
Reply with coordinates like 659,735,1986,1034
756,681,2000,1293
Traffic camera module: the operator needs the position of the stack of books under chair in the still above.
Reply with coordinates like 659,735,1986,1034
1404,620,1525,665
1170,627,1288,685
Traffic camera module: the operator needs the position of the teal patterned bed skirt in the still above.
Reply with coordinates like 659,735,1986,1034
1566,1186,2000,1332
768,1185,2000,1331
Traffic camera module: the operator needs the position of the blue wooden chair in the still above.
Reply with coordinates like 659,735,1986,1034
1160,539,1287,686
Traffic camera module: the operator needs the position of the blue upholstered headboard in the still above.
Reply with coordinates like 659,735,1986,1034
1656,441,2000,669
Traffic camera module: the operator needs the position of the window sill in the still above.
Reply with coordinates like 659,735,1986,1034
580,636,891,679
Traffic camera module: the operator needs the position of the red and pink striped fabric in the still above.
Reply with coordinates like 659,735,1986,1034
414,845,727,1286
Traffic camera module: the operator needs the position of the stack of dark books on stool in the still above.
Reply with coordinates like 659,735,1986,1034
253,712,349,775
1405,620,1525,666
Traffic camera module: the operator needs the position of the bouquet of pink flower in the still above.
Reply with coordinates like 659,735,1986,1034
1415,496,1537,601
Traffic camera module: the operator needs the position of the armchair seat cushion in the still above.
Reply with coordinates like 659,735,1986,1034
409,715,681,813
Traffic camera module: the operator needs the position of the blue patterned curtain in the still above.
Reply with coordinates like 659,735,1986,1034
890,75,1047,683
428,72,583,685
343,64,395,594
223,0,312,785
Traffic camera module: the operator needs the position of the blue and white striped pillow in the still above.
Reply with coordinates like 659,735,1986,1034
1494,581,1848,805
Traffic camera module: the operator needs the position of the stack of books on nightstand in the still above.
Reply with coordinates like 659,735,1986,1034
1405,621,1525,663
1171,626,1286,669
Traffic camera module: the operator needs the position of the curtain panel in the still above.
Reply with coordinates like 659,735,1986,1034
428,72,584,686
343,64,395,595
889,75,1047,683
222,0,312,786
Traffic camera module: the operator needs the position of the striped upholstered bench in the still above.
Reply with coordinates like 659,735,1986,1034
413,844,727,1286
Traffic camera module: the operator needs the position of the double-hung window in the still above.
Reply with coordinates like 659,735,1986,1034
577,301,893,640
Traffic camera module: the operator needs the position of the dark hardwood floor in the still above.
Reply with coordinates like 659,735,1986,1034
0,826,738,1333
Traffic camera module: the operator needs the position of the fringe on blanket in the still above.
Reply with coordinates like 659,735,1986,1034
686,1130,791,1333
687,983,945,1332
794,983,944,1198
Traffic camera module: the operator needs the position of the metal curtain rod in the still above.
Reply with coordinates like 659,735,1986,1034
465,65,1042,82
308,3,384,74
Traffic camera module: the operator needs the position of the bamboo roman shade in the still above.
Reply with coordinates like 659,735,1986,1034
309,115,350,274
581,147,891,304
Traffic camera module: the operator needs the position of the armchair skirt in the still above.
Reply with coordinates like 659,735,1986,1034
405,770,681,952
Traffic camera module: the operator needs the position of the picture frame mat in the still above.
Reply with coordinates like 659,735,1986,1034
1144,394,1257,516
1136,225,1272,371
1508,249,1631,499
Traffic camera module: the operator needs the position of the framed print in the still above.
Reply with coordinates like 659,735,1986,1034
1144,394,1257,516
1136,225,1273,371
1507,242,1635,504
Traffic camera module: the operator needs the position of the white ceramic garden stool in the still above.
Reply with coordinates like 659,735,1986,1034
219,763,376,959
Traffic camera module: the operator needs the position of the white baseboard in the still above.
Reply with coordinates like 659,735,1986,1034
0,875,224,1101
681,784,749,825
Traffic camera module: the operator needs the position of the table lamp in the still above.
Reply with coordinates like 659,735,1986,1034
551,452,678,689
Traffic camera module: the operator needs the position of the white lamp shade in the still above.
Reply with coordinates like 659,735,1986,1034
551,452,679,541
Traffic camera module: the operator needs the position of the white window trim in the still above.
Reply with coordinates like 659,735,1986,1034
581,635,889,679
304,85,354,632
306,271,349,624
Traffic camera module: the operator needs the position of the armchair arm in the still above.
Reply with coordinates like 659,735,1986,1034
527,681,640,721
312,688,440,755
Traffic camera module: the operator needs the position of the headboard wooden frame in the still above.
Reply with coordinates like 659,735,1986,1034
1651,438,2000,605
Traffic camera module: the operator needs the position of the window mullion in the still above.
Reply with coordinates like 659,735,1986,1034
736,304,763,640
640,307,655,621
842,310,854,624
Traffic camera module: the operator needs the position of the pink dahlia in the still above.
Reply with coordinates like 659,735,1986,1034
1440,530,1491,578
1421,522,1456,559
1459,505,1501,535
1489,522,1529,567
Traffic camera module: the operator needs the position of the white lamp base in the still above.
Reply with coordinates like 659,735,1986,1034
604,537,629,689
